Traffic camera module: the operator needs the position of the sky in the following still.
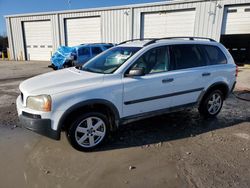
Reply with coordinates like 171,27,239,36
0,0,163,36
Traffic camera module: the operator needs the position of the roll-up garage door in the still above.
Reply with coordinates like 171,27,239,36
65,17,101,46
222,5,250,34
23,21,53,61
141,9,196,38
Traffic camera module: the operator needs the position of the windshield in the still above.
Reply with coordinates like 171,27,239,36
81,47,141,74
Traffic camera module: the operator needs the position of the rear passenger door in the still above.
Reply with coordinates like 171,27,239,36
199,45,228,86
167,44,208,107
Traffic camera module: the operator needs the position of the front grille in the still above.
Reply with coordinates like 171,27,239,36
21,92,24,103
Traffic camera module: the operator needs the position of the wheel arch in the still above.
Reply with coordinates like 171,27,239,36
57,99,120,132
198,82,230,105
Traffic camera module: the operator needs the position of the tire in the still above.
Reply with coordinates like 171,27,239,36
198,90,224,118
66,112,110,151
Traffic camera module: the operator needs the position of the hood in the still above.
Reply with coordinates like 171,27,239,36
20,67,104,95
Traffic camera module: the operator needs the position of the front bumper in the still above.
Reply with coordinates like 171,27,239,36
19,114,60,140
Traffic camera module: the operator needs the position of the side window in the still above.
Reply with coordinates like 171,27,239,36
202,45,227,65
131,46,169,74
78,47,90,56
103,45,113,50
170,44,206,70
91,47,103,56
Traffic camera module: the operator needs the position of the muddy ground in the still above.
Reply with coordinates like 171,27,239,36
0,61,249,188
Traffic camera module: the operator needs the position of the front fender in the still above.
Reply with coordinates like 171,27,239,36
57,99,120,132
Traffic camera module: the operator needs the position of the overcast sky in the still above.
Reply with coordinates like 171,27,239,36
0,0,163,36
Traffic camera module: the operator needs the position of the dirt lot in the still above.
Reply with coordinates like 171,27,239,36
0,61,249,188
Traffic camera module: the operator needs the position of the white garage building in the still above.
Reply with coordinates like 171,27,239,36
5,0,250,63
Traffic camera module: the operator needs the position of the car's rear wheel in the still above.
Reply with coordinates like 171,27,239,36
199,90,224,117
66,112,110,151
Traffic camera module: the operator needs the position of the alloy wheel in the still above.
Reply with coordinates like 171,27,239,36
207,93,222,115
75,116,106,148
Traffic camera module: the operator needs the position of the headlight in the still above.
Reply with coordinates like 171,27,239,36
26,95,52,112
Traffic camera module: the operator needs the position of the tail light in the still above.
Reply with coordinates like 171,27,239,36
235,65,238,77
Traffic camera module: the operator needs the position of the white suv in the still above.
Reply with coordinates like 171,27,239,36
16,37,237,151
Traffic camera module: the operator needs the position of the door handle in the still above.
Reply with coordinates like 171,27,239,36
162,78,174,83
202,72,211,77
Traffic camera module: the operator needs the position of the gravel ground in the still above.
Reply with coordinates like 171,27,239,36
0,61,249,188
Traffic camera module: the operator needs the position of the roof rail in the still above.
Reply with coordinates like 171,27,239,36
118,38,156,45
81,43,114,45
144,37,216,46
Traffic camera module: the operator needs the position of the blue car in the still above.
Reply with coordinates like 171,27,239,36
50,43,114,70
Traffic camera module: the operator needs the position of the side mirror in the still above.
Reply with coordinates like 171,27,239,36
127,67,145,77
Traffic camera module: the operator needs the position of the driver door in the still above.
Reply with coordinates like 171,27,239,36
122,46,174,117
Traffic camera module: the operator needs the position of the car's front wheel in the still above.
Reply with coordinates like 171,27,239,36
66,112,110,151
199,90,224,118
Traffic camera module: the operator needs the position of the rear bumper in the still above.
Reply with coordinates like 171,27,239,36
19,114,60,140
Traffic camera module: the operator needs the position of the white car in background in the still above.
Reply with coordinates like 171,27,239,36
16,37,237,151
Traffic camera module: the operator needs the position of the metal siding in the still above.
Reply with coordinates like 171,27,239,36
134,1,224,40
12,18,24,60
6,0,250,60
52,14,60,49
133,2,197,39
8,14,59,60
5,18,14,60
133,0,250,41
60,9,130,44
101,9,130,43
223,0,250,5
142,9,196,38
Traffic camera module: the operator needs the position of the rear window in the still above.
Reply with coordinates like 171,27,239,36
170,44,206,70
202,45,227,65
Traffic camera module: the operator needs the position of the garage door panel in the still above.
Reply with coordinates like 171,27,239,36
65,17,101,46
23,21,53,61
27,48,53,60
142,9,196,38
222,5,250,34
